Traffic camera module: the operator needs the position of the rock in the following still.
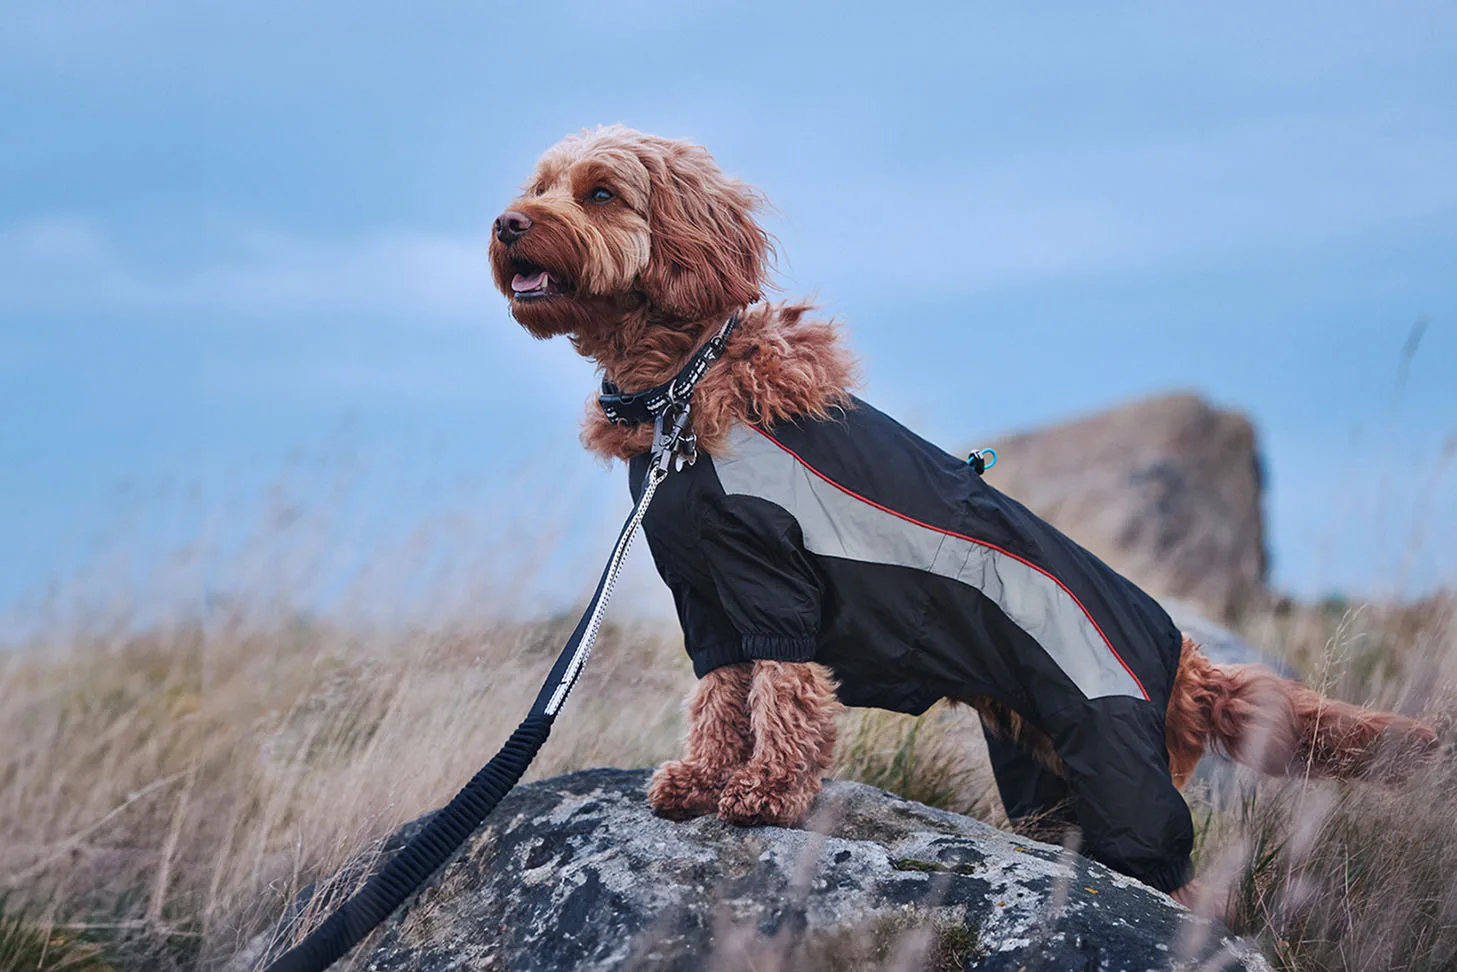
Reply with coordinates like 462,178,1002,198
1159,599,1291,676
981,393,1268,620
246,769,1270,972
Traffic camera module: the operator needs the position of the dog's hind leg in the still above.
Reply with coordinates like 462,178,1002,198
649,663,755,820
718,660,843,827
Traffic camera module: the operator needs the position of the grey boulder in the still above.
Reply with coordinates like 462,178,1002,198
245,768,1269,972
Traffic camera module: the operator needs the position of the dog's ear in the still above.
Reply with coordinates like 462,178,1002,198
640,144,772,320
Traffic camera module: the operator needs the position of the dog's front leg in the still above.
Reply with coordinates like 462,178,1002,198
718,660,842,827
649,662,754,820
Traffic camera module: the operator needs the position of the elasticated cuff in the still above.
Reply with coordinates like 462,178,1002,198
689,635,818,679
691,641,748,678
741,634,817,663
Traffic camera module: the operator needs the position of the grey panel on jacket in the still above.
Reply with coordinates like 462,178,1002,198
712,424,1146,701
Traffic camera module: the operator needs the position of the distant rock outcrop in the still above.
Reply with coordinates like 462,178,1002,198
242,769,1270,972
983,393,1268,620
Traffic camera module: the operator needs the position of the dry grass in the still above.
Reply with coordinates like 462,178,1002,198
1191,594,1457,971
0,611,696,970
0,894,115,972
0,596,1010,971
833,703,1002,823
2,559,1454,970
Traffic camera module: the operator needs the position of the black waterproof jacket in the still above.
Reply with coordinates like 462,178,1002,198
628,396,1193,893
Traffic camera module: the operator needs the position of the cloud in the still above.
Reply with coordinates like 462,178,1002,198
0,216,600,410
769,117,1457,299
0,218,499,321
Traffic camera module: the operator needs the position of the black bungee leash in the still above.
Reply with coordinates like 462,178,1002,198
258,314,738,972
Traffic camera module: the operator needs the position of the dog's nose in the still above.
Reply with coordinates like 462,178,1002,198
494,211,533,244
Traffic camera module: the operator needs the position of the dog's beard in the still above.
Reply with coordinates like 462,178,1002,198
509,290,645,340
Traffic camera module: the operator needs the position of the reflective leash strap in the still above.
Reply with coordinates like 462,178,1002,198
260,409,690,972
540,409,685,716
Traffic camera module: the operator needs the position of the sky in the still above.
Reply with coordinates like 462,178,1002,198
2,1,1454,634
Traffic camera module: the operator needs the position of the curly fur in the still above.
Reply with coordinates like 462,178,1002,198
973,636,1438,792
487,124,857,462
717,661,843,826
1165,636,1439,786
973,635,1439,792
581,300,859,460
492,126,1440,890
648,663,755,820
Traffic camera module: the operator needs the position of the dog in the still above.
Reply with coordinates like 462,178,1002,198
488,125,1439,905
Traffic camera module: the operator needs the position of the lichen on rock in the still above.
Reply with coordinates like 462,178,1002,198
240,768,1270,971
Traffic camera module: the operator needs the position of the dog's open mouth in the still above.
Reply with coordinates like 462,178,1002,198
510,261,572,301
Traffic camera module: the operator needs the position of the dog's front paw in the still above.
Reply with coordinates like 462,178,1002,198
717,766,822,827
648,760,722,821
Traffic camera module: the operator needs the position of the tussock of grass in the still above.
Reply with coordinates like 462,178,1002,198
833,703,1002,821
0,899,114,972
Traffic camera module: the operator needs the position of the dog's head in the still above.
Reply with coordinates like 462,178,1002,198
489,126,772,341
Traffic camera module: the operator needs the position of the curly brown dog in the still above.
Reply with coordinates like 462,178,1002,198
488,125,1439,904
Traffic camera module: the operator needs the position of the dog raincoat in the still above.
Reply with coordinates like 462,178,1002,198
628,396,1194,893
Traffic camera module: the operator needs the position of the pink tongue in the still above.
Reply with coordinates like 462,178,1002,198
512,271,549,293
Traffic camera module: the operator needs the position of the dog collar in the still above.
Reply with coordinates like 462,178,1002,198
598,312,741,427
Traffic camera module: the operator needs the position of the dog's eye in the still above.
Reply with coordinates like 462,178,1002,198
588,187,614,204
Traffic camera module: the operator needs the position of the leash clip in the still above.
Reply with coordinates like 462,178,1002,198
675,431,698,471
652,404,697,478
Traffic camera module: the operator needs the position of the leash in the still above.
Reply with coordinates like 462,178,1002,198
259,314,738,972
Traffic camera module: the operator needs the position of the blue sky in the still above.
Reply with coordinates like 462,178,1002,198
2,1,1454,632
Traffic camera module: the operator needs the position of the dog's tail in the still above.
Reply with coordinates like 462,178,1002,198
1167,637,1440,784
